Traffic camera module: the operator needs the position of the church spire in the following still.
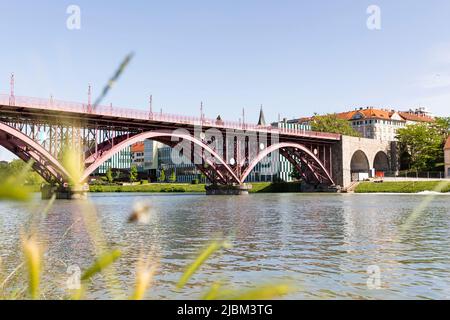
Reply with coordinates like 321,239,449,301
257,105,266,126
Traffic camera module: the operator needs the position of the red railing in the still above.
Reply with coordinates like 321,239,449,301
0,93,341,140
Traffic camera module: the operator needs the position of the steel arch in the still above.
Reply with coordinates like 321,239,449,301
82,130,240,184
0,122,72,184
240,142,335,185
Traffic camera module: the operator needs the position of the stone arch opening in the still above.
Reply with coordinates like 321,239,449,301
373,151,389,172
350,150,370,181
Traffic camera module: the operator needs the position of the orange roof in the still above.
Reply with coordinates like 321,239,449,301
296,108,434,124
131,142,144,153
445,136,450,150
335,108,395,121
398,112,434,123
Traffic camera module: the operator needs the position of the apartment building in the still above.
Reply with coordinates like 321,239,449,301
298,107,434,142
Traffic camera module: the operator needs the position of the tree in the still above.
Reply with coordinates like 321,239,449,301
0,159,43,185
105,167,114,183
114,169,121,181
310,114,360,137
396,119,449,171
290,167,302,181
169,170,177,183
129,165,138,183
159,169,166,182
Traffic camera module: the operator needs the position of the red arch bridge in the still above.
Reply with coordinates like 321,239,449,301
0,93,396,196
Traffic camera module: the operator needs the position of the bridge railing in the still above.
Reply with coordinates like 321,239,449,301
384,171,449,180
0,93,340,140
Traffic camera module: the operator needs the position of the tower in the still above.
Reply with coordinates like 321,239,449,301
257,105,266,126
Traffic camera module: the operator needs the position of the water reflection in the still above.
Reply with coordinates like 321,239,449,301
1,193,449,299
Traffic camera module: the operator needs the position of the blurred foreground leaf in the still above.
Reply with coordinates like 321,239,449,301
0,160,35,201
22,236,42,300
81,249,121,281
177,240,231,289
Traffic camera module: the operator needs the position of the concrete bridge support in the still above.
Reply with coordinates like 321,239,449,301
332,136,398,189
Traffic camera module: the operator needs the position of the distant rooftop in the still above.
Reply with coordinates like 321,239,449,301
295,107,435,123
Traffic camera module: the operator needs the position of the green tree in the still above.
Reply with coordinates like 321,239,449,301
290,167,302,181
396,119,449,171
105,167,114,183
129,165,138,183
159,169,166,182
310,114,360,137
169,170,177,183
114,169,121,181
0,159,43,185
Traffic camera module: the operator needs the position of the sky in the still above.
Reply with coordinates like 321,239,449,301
1,0,450,160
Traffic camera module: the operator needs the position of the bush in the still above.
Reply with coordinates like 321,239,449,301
191,179,199,185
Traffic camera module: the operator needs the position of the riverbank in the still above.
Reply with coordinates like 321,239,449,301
355,181,450,193
89,182,304,193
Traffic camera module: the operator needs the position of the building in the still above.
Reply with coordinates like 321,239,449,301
298,107,434,142
445,136,450,178
96,146,131,174
131,142,145,171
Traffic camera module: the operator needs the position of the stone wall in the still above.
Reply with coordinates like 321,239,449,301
445,148,450,178
332,136,397,188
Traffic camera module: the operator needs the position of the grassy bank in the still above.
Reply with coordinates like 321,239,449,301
90,183,206,193
355,181,450,193
89,182,304,194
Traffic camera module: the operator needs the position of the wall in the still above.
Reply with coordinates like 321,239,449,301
445,148,450,178
332,136,397,188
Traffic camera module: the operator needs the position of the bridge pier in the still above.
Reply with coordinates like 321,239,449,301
205,184,252,195
41,184,88,200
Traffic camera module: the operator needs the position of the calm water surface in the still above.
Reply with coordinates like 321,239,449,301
1,193,450,299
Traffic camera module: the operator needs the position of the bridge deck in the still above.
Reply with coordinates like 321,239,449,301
0,94,340,142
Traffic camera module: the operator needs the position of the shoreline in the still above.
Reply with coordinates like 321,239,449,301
28,181,450,195
354,181,450,194
89,182,304,194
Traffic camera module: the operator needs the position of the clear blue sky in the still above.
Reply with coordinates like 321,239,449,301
1,0,450,160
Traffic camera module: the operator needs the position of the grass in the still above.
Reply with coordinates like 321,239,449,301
0,55,296,300
0,160,295,300
89,182,303,194
90,183,206,193
355,181,450,193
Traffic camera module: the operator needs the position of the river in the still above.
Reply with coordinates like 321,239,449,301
1,193,450,299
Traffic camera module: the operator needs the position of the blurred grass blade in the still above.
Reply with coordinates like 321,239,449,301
131,262,158,300
223,284,293,300
177,240,231,289
202,282,224,300
81,249,121,281
70,286,86,301
62,148,83,186
22,236,42,300
93,52,134,108
0,178,32,201
399,180,450,234
0,160,34,201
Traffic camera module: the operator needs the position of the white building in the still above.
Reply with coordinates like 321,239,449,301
298,107,434,142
